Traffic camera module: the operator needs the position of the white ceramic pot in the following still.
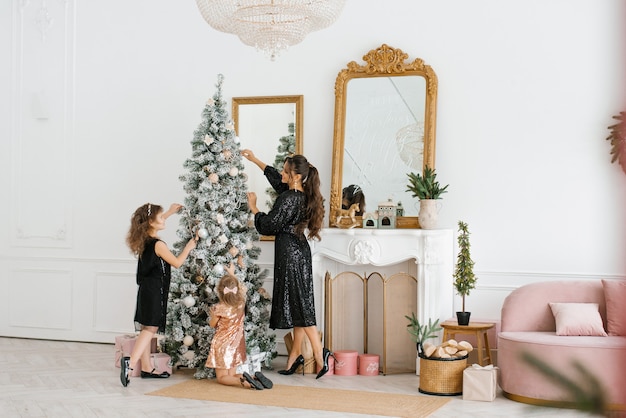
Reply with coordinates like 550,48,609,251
417,199,441,229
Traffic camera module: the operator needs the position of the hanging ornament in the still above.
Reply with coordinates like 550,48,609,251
258,287,270,300
226,121,234,131
241,173,248,182
208,173,219,184
182,295,196,307
234,136,240,144
216,213,224,224
213,264,224,275
195,275,205,285
204,134,214,145
218,234,228,244
229,167,239,177
237,255,245,268
197,228,209,239
183,335,194,346
206,98,215,107
223,149,232,160
182,350,195,361
229,246,239,256
205,286,213,296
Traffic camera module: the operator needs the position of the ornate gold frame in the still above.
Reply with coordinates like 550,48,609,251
232,95,303,151
232,95,303,241
329,44,438,228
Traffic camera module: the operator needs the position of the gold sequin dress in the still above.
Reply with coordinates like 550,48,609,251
205,302,247,369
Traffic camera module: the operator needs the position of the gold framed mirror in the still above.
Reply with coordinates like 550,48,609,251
233,95,303,240
329,44,438,228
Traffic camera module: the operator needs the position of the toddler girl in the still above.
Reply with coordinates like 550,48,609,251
205,265,272,390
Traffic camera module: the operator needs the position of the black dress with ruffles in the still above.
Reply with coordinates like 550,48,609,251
254,166,316,330
134,238,171,333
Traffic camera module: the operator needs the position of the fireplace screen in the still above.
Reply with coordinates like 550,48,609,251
324,270,418,374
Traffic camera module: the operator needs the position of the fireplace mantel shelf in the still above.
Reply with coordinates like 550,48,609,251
311,228,455,325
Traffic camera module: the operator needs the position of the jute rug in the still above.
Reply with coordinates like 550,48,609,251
147,378,449,417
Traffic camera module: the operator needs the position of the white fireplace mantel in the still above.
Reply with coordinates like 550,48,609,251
311,228,454,326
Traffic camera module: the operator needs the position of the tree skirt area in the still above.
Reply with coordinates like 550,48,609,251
146,378,449,418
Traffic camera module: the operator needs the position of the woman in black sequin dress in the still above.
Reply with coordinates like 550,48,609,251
122,203,198,387
243,149,333,379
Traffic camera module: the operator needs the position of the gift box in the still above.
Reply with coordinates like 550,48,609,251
462,364,499,401
114,334,158,377
236,352,267,375
148,353,172,375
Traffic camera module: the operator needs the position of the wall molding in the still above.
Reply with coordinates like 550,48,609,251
10,0,76,249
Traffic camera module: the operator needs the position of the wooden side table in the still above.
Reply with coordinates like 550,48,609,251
440,321,495,366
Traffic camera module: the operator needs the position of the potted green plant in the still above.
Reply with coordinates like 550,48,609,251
405,313,441,356
406,166,449,229
453,220,477,325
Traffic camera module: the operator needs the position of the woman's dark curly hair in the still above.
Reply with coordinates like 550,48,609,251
285,155,324,240
126,203,162,257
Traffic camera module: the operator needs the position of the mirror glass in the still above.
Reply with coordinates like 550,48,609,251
233,95,303,239
330,44,438,228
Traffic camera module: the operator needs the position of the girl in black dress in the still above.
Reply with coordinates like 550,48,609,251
121,203,197,387
242,149,332,379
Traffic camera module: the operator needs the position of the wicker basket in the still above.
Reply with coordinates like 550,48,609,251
418,353,468,396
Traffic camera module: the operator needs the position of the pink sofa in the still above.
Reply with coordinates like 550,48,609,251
498,280,626,409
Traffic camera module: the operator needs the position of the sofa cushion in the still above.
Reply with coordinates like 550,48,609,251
500,281,606,332
549,302,607,336
601,279,626,336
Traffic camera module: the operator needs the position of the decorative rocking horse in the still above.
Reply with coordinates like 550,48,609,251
334,203,360,227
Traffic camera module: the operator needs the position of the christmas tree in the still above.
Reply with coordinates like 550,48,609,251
264,122,296,209
162,75,276,378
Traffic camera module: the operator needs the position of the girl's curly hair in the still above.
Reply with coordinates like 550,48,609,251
126,203,162,256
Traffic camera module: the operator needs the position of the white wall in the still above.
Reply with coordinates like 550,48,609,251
0,0,624,343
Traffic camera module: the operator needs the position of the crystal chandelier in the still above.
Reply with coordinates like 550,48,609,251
195,0,346,60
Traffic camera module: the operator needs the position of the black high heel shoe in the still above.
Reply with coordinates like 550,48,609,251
278,354,305,375
315,348,335,380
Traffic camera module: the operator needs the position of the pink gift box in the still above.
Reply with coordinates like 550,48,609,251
114,334,158,377
334,350,358,376
358,353,380,376
148,353,172,375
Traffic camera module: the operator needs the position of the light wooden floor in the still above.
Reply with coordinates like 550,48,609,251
0,337,594,417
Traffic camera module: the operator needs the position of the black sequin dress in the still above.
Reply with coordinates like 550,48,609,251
254,166,316,330
134,238,171,333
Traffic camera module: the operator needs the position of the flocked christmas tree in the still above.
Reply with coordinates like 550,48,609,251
263,122,296,210
162,75,276,378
